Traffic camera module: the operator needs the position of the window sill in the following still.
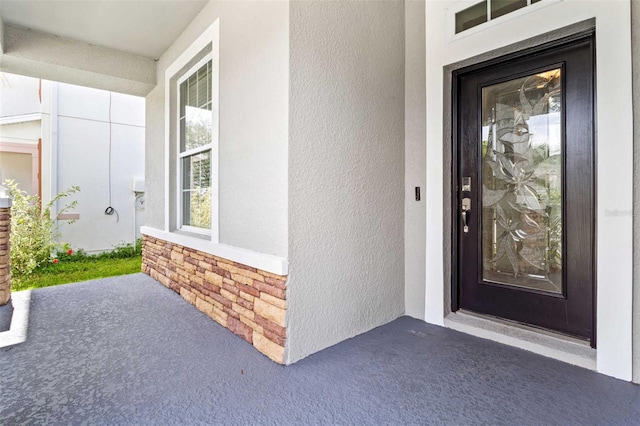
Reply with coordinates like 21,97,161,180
141,226,288,276
174,227,210,240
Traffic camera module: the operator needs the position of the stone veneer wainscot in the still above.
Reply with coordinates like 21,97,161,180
0,206,10,306
142,235,287,363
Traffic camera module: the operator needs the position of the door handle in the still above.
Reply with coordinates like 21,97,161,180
461,197,471,234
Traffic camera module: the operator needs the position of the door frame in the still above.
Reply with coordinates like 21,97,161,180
450,31,596,345
425,3,634,380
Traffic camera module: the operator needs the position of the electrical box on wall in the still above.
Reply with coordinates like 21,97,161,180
132,177,145,193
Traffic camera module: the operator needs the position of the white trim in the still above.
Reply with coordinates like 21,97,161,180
210,29,220,245
49,83,59,220
164,72,171,232
179,145,212,159
0,142,38,154
425,0,634,380
164,19,220,241
0,113,41,126
141,226,288,276
179,223,211,236
446,0,563,42
445,311,596,371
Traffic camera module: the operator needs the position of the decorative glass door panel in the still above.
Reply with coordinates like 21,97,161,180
481,69,563,294
454,33,595,342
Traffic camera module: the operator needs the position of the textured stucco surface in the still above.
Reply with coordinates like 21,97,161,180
0,16,4,54
287,0,405,363
1,275,639,424
404,0,426,320
144,86,165,230
145,1,288,257
0,25,156,97
632,1,640,385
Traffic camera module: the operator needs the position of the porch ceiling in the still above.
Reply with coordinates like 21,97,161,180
0,0,209,59
0,0,210,96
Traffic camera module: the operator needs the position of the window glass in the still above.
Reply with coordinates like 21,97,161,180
179,59,213,230
490,0,527,20
455,1,488,34
181,151,211,229
455,0,545,34
481,68,563,293
179,61,212,153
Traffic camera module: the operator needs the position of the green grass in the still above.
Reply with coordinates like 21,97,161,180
12,256,142,291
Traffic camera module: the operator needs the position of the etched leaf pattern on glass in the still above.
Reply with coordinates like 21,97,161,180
481,69,563,293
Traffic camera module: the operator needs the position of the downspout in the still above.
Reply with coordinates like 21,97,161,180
49,82,59,219
133,193,137,248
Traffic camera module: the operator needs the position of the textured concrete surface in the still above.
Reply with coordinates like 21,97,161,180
0,273,638,425
0,301,12,332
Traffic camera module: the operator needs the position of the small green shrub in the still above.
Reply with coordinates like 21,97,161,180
55,239,142,262
97,239,142,259
5,180,80,277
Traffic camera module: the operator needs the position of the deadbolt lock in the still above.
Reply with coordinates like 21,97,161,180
462,177,471,192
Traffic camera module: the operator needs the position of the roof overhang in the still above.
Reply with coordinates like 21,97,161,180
0,1,209,96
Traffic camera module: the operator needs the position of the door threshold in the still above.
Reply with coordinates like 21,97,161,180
444,310,596,371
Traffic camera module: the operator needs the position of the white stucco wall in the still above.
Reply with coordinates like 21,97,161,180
50,82,146,252
144,86,165,231
0,152,31,191
287,0,405,364
146,0,289,258
631,1,640,385
0,73,41,195
425,0,634,380
0,72,41,118
0,73,145,251
0,120,40,145
404,0,426,320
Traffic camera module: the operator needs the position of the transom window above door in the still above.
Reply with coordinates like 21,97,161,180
454,0,551,34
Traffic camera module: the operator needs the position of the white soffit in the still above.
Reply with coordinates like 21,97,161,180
0,0,209,59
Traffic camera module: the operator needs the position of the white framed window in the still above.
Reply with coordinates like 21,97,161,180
177,56,213,234
446,0,562,41
164,19,219,241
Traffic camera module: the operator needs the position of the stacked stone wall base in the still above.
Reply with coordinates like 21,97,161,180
0,207,11,306
142,235,286,363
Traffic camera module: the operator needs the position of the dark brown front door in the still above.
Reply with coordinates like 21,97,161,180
453,33,595,343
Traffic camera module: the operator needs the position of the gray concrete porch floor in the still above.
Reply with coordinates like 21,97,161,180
0,273,638,425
